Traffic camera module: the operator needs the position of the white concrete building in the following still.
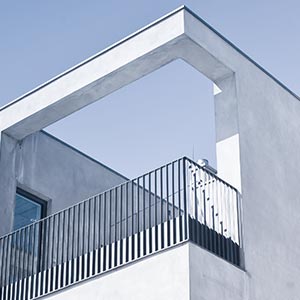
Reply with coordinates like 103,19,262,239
0,5,299,300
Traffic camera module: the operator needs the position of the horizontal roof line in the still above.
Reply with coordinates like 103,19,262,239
0,5,186,112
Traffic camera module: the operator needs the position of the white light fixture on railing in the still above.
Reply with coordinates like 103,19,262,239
197,159,217,174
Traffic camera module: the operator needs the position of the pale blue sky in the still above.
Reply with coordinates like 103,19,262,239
1,1,299,178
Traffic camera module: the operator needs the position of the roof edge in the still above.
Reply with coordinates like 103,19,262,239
1,5,299,112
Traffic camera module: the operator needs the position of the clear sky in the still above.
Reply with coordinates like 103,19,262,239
1,1,300,178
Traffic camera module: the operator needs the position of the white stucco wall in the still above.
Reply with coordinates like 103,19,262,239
0,131,127,236
42,243,190,300
189,243,245,300
37,242,246,300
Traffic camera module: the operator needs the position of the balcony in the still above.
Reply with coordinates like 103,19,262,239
0,157,242,300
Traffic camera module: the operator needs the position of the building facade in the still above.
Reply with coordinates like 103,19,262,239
0,6,300,300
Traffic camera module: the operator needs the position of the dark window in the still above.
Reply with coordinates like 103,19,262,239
13,189,47,231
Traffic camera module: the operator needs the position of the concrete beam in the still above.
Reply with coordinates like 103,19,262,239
0,6,234,140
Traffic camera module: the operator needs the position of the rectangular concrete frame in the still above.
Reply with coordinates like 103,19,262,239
2,5,300,299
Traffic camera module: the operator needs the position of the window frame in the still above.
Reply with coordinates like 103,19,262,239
14,188,47,229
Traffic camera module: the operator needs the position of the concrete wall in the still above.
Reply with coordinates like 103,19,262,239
189,243,245,300
0,131,128,236
39,242,246,300
43,243,190,300
235,59,300,299
206,25,300,299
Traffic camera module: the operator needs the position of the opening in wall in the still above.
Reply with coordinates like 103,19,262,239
13,188,47,231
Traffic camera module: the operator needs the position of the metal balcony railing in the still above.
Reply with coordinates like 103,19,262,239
0,157,242,300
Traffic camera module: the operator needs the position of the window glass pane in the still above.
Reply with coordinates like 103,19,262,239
13,193,42,230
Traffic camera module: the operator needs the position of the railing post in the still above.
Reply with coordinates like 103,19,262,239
182,157,189,241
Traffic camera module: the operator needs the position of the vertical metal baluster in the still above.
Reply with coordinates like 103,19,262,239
211,204,216,253
114,188,118,268
60,211,66,288
53,214,59,291
17,230,23,300
183,159,188,241
148,172,152,254
142,175,146,256
33,222,41,297
232,188,238,264
206,172,211,250
213,176,218,255
82,202,87,280
108,190,112,270
55,213,60,291
172,162,176,245
213,176,217,254
38,219,45,297
6,235,12,300
70,207,75,284
178,160,182,242
125,183,129,263
137,178,140,258
49,216,55,293
160,167,164,249
119,185,123,265
224,184,229,261
76,204,81,282
229,187,234,264
66,208,71,286
8,233,14,300
29,223,37,299
44,218,50,294
6,234,12,300
154,170,158,251
92,196,97,276
220,183,226,260
193,168,198,244
86,199,91,278
24,226,31,300
216,181,221,257
131,181,135,261
103,192,107,272
21,228,27,300
217,180,222,257
203,170,209,249
208,173,213,252
231,188,237,265
21,226,29,299
11,232,18,300
226,186,232,262
166,164,170,247
97,195,102,274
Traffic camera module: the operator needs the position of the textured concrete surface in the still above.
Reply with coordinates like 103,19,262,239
0,131,127,236
189,243,246,300
40,243,246,300
43,243,190,300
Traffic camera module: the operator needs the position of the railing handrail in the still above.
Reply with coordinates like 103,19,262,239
0,156,242,300
0,157,190,240
183,156,239,193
